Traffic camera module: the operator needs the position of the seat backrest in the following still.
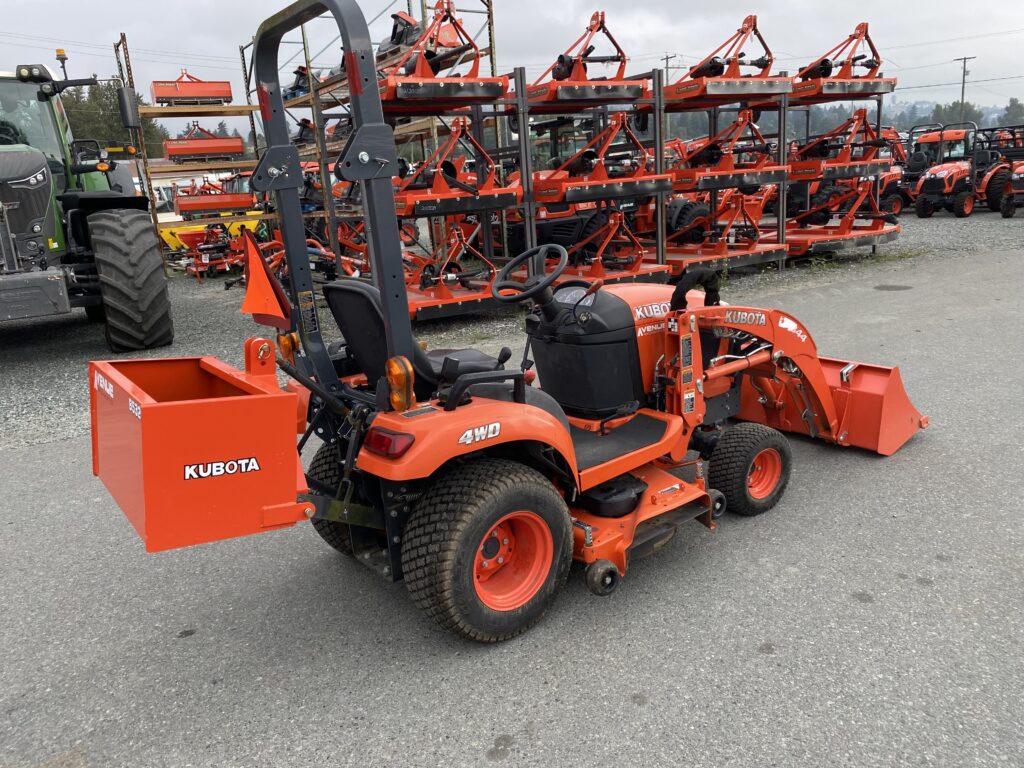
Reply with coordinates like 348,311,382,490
322,279,437,396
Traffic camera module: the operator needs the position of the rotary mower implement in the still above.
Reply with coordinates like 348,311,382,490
164,122,246,164
378,0,508,111
524,11,648,111
150,71,233,106
788,23,894,105
663,15,791,110
663,109,787,192
90,0,927,644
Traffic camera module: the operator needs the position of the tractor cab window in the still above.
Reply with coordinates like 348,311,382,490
913,140,940,165
943,138,968,161
0,80,65,164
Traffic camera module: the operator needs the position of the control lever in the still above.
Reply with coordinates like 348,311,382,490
599,400,640,436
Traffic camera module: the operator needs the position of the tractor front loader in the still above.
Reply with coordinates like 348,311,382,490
0,63,172,350
89,0,926,643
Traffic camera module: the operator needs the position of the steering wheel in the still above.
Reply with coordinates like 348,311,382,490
492,244,569,304
0,120,24,146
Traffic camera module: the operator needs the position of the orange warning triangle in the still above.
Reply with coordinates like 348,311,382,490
240,230,291,329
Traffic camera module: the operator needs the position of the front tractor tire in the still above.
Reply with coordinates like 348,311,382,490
90,210,173,351
401,458,572,643
1002,195,1017,219
914,197,935,219
952,191,975,218
709,423,792,517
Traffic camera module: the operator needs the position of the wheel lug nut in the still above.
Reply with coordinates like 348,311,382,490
482,560,489,568
497,557,504,564
502,538,509,545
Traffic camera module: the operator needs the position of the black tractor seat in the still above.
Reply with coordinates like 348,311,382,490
322,278,506,400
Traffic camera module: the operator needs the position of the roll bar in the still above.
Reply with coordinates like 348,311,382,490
250,0,416,394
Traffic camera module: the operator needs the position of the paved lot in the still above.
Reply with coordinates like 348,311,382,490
2,217,1023,767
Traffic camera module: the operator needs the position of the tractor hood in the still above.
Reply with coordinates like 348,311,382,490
922,160,968,178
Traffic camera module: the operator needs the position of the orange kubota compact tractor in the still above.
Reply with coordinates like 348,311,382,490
89,0,927,643
912,123,1017,218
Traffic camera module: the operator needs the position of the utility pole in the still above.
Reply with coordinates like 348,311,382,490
661,53,678,77
953,56,976,122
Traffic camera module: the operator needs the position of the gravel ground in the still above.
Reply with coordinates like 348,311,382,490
1,213,1023,767
2,212,1005,450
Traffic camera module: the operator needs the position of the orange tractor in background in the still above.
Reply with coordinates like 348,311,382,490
89,0,927,643
912,123,1018,218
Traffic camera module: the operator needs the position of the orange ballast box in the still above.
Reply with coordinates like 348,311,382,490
89,356,308,552
151,78,232,106
163,136,246,161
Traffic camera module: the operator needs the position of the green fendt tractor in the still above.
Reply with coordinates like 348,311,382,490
0,64,172,350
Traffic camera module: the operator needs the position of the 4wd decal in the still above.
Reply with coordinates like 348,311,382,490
724,310,767,326
184,457,261,480
634,301,671,320
458,422,501,446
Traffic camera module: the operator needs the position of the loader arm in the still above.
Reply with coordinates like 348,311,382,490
686,305,927,455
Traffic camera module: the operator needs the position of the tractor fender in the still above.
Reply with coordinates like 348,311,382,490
356,392,578,483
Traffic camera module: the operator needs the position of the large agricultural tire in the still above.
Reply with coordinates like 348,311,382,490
807,185,843,225
90,209,173,351
952,191,974,218
401,458,572,643
667,199,711,244
1001,195,1016,219
709,423,792,517
985,171,1009,212
307,442,353,556
914,197,935,219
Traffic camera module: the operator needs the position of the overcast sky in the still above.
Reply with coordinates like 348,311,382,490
4,0,1024,134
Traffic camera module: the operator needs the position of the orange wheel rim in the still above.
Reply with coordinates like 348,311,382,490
473,511,553,612
964,196,974,214
748,448,782,500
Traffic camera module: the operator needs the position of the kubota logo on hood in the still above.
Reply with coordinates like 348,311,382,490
634,302,671,320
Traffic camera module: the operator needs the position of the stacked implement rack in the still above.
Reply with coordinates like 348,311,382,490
649,16,792,275
761,107,900,256
508,11,674,286
759,23,899,259
281,0,510,319
91,0,927,644
114,36,265,263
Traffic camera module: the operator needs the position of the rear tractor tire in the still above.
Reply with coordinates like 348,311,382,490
307,442,353,556
401,458,572,642
90,209,173,351
986,171,1010,212
709,423,792,517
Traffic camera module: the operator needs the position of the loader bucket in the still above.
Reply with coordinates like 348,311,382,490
739,357,927,456
816,357,928,455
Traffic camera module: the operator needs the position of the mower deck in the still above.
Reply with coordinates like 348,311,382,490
660,243,788,274
764,222,901,257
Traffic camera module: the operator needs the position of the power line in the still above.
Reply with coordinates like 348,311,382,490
895,73,1024,91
